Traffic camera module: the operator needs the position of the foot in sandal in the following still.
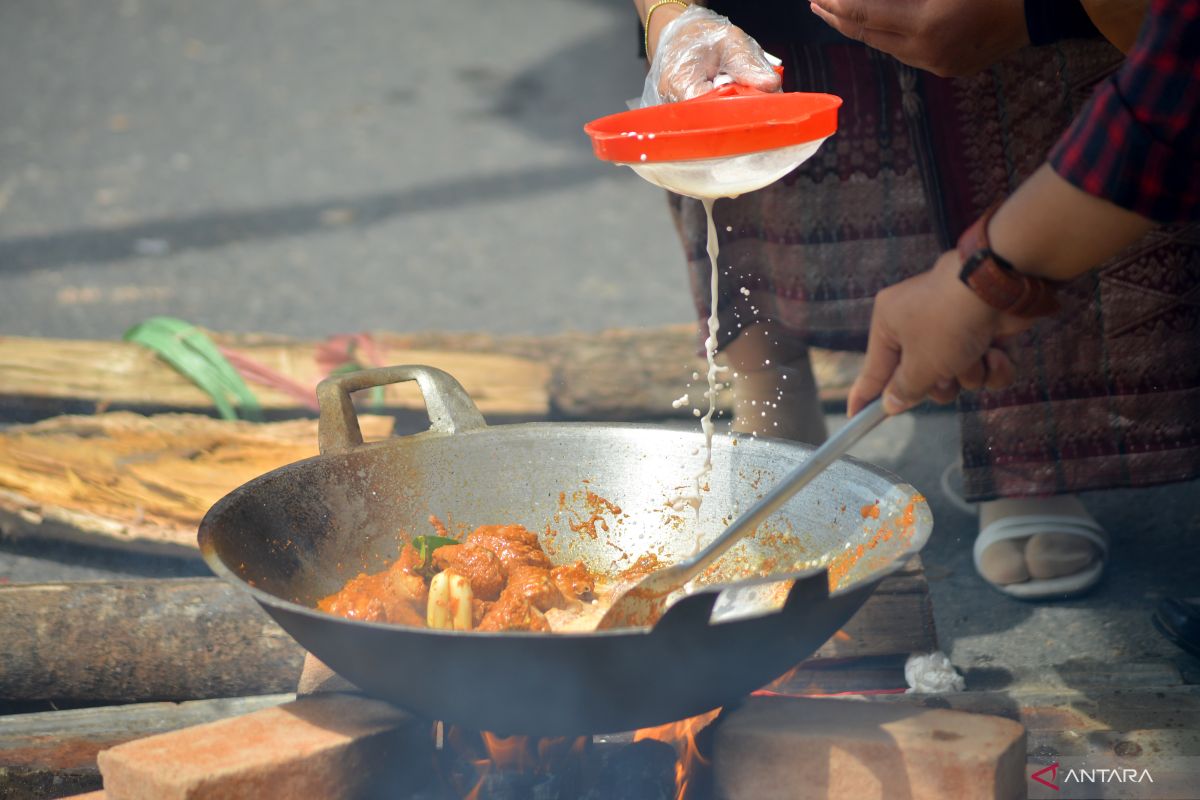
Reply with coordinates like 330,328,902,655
974,495,1108,599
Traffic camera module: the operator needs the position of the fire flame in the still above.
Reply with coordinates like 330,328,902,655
437,629,911,800
456,730,589,800
444,710,719,800
633,708,721,800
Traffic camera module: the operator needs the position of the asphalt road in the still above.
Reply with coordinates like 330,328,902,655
0,0,691,338
2,0,1198,694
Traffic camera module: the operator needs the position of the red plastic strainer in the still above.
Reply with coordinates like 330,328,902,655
584,84,842,198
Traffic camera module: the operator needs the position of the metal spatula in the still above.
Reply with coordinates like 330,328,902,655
596,397,889,630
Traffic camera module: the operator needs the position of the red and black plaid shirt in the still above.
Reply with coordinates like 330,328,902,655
1049,0,1200,222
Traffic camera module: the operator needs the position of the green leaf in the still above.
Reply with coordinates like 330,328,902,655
124,317,263,421
411,535,459,573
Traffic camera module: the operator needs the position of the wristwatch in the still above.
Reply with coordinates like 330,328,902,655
957,203,1060,318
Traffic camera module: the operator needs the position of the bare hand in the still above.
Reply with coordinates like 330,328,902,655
809,0,1029,77
645,5,780,106
847,250,1033,416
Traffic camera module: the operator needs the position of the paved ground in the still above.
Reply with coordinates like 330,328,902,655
2,0,1198,699
0,0,689,338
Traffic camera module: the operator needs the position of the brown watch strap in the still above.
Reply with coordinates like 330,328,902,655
957,203,1060,318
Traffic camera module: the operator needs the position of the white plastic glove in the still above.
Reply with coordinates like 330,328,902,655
642,5,781,108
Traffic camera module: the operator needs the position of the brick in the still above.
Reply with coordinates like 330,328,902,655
97,694,432,800
0,695,287,799
296,653,358,696
713,697,1026,800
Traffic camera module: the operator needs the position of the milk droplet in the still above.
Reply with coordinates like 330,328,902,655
739,286,750,296
725,225,733,232
671,394,690,409
640,154,647,162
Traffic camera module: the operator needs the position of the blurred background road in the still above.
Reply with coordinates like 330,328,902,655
1,0,1198,693
0,0,691,338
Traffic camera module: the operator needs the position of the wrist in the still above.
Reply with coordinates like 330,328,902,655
645,0,689,59
986,191,1056,278
934,250,1008,326
957,202,1060,318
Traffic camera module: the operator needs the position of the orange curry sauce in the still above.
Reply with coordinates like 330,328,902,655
317,521,600,633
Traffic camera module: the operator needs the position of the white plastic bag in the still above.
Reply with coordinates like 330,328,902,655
904,651,966,694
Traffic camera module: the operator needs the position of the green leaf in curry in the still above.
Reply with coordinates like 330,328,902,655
410,534,459,575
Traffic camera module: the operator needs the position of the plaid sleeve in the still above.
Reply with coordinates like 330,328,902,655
1048,0,1200,221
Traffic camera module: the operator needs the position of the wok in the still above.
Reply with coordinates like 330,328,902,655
199,365,931,735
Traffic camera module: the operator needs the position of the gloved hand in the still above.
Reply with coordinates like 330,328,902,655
642,5,781,107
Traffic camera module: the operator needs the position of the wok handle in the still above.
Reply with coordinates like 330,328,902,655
316,364,487,455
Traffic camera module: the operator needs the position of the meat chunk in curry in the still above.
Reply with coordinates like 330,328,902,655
465,524,552,574
316,558,427,627
551,561,595,601
432,543,506,601
477,592,551,632
317,522,604,634
504,565,570,612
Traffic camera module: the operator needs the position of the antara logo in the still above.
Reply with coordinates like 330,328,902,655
1032,761,1156,791
1066,767,1154,784
1032,762,1059,790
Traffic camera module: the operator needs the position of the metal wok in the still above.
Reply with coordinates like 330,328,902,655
199,365,931,735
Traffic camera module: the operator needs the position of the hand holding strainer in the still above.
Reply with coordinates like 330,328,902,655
642,4,782,106
584,6,842,199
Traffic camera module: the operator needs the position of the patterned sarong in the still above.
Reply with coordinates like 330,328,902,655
668,30,1200,500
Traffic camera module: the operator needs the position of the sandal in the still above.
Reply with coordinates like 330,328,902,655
942,463,1109,599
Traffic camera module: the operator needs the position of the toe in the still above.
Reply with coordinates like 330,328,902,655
978,537,1030,585
1025,532,1099,580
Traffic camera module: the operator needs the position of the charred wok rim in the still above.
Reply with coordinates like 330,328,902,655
198,421,931,638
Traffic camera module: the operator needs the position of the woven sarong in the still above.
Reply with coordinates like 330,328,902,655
668,32,1200,500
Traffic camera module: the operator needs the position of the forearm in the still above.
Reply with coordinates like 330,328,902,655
987,164,1155,282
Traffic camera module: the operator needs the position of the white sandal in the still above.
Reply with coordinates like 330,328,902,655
972,514,1108,598
942,461,1110,599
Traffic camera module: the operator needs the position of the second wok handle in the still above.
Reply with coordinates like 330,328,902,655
687,398,889,579
316,365,487,455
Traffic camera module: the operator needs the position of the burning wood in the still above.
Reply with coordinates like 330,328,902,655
434,723,705,800
438,727,591,799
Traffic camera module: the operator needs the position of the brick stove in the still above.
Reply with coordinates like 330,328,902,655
6,559,1037,799
68,655,1027,800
